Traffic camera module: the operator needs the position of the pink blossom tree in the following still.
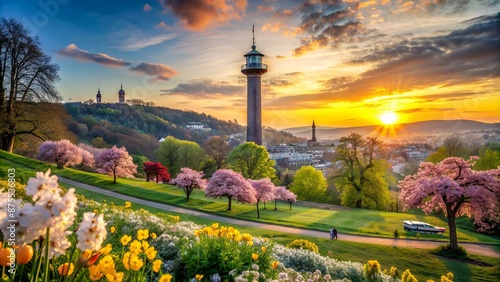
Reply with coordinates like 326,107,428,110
172,167,207,201
249,178,276,218
205,169,256,211
37,139,94,169
275,186,297,211
399,157,500,250
95,146,137,184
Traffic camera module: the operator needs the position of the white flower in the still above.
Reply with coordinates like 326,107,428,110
35,190,64,220
45,229,72,259
210,273,221,282
25,170,61,201
76,212,107,251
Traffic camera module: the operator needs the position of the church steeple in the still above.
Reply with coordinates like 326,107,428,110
118,83,125,104
96,87,102,103
311,119,317,142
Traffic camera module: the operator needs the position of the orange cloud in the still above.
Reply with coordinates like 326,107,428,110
155,21,168,29
161,0,247,31
262,22,286,32
144,3,152,12
257,5,274,13
58,44,131,67
129,63,178,82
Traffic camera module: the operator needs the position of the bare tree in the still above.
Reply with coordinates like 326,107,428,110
442,136,467,157
203,136,232,169
0,18,61,152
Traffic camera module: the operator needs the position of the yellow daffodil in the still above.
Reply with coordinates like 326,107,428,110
195,274,204,281
110,226,116,233
159,274,173,282
153,259,162,273
124,202,131,208
146,247,157,260
122,252,131,270
151,232,157,239
261,246,266,252
247,241,253,246
99,244,112,255
272,261,279,269
106,272,124,282
129,255,144,271
120,235,132,246
242,233,253,242
98,255,115,275
194,230,200,237
93,209,98,214
212,223,219,229
137,229,149,240
88,264,103,281
252,253,259,260
142,240,150,250
58,263,74,276
129,240,142,254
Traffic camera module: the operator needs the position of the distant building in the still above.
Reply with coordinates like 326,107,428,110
96,87,102,103
186,122,211,131
311,120,317,142
308,120,318,146
118,84,125,104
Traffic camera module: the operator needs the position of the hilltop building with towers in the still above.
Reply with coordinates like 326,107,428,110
94,84,126,104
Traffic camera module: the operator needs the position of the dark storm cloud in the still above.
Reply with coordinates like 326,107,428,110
161,78,244,98
291,0,369,56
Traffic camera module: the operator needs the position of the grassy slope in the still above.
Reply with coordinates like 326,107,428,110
2,151,497,244
1,151,499,281
60,182,500,282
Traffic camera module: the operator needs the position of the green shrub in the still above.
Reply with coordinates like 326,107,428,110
286,239,319,254
432,244,468,259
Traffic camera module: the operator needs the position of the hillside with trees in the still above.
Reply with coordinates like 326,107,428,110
64,103,302,160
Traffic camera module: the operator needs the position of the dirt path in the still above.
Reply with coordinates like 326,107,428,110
59,178,500,258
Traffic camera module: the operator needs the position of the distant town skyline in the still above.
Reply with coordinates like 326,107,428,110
2,0,499,129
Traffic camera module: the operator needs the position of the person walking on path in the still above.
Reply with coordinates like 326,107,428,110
333,227,338,239
329,228,334,239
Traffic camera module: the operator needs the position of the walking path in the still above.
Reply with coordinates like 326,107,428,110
59,178,500,258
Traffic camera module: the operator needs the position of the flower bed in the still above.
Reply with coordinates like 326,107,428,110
0,170,432,281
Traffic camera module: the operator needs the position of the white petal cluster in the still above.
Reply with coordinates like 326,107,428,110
0,170,77,259
75,212,107,251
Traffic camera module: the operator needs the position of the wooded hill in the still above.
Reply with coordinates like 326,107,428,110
63,103,302,159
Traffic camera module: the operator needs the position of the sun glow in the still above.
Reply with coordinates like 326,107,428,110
379,112,398,125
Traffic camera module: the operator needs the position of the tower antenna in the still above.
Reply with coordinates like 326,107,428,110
252,25,255,46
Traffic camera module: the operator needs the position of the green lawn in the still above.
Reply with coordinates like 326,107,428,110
59,181,500,282
2,151,499,281
1,150,499,245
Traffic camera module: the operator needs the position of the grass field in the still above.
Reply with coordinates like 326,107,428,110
1,151,498,244
1,151,499,281
59,181,500,282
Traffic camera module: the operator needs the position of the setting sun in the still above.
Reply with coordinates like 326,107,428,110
379,112,399,125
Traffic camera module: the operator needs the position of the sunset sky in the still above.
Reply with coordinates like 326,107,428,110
2,0,499,129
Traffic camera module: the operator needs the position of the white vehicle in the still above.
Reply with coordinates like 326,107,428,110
403,221,446,233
